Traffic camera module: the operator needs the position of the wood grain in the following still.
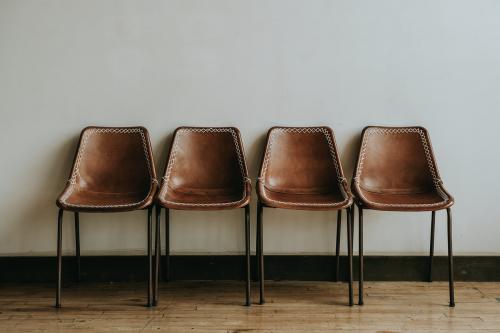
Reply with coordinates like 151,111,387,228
0,281,499,332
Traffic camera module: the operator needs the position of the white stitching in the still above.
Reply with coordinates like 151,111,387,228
61,128,155,209
161,127,249,207
354,127,449,208
260,127,349,207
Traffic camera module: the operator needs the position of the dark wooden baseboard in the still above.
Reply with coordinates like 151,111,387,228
1,255,499,283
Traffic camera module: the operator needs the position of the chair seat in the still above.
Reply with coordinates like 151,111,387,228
57,186,154,212
351,126,454,212
354,186,453,212
258,184,351,210
157,185,250,210
156,127,251,211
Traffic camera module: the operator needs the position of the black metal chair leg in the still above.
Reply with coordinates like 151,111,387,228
335,210,341,282
254,211,261,283
447,208,455,307
56,209,63,308
257,202,265,305
346,207,353,306
153,206,161,306
146,207,153,307
164,208,170,282
358,206,364,305
429,211,435,282
244,206,251,306
351,206,355,256
74,212,81,282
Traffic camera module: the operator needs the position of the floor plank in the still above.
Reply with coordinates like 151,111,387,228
0,281,499,332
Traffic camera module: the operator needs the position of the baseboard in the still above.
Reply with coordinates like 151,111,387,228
1,255,499,283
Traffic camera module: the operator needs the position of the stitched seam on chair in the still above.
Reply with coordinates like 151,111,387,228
260,127,349,207
161,128,248,207
61,128,154,209
354,127,448,208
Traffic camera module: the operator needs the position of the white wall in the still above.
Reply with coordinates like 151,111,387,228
1,0,499,256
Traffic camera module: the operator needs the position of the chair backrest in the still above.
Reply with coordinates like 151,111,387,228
259,127,344,194
354,126,440,194
163,127,248,193
68,127,155,194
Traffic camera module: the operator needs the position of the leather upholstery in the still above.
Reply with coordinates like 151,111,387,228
257,127,352,210
156,127,251,210
57,126,157,212
352,126,454,211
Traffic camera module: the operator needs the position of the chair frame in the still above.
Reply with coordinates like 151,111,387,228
153,206,251,306
354,206,455,307
256,203,354,306
56,208,154,308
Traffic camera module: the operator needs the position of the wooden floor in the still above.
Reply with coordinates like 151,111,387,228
1,281,499,332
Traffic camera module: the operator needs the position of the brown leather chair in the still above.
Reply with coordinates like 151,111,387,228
154,127,252,306
352,126,455,307
56,126,158,307
256,126,354,306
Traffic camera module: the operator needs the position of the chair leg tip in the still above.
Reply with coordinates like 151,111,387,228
450,302,455,307
55,304,61,309
259,300,265,305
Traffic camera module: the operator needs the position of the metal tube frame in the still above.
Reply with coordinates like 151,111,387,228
356,206,455,307
55,208,154,308
153,205,251,306
335,210,342,282
258,203,354,306
244,205,251,306
429,211,435,282
257,202,265,305
74,212,81,282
